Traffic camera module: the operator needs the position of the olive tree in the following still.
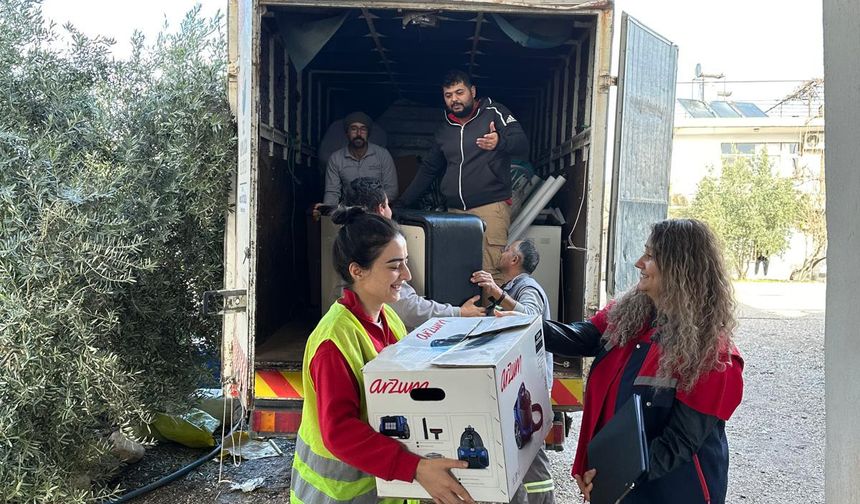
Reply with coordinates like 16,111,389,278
688,153,803,279
0,1,235,502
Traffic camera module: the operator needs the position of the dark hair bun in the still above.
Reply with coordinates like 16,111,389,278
330,205,367,225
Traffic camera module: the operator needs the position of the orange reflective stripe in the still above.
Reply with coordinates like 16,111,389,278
256,370,304,399
255,374,276,398
551,378,583,406
284,371,304,396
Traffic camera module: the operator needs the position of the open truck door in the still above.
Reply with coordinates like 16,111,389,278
209,0,260,411
606,13,678,296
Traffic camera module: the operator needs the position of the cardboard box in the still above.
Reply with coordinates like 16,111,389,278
363,315,552,503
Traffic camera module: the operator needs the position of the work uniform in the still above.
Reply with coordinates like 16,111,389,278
544,306,745,504
398,98,529,283
290,290,419,504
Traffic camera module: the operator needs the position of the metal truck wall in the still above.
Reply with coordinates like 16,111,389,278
607,13,678,296
222,0,260,409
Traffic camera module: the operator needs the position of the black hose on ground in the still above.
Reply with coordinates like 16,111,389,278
104,426,237,504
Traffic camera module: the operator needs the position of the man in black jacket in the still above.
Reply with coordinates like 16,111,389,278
398,70,529,283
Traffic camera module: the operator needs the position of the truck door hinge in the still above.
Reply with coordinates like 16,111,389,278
599,74,617,93
201,289,247,316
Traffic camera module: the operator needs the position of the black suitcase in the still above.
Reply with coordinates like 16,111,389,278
394,209,484,306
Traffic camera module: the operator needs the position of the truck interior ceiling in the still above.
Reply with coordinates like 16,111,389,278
254,5,597,365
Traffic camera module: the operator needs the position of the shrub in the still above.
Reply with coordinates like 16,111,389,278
0,1,235,502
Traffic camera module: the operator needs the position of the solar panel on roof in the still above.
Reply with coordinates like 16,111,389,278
677,98,716,118
732,102,769,118
709,101,742,118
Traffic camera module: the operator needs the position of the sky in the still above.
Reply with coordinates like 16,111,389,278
41,0,823,103
614,0,823,102
617,0,824,81
40,0,225,54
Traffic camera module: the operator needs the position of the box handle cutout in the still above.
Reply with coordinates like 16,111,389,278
410,388,446,401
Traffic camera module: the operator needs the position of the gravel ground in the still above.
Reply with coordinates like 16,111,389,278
724,282,825,504
120,281,825,504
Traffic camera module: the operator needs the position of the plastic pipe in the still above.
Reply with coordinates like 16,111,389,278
103,425,239,503
508,175,558,235
510,176,555,232
508,175,567,244
511,174,543,220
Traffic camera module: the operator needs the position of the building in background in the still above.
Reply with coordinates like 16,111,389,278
670,79,825,280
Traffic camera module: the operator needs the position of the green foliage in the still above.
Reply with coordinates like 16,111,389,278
688,153,803,279
791,188,827,280
668,192,690,219
0,1,235,502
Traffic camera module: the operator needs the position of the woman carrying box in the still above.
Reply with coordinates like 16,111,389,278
290,206,474,504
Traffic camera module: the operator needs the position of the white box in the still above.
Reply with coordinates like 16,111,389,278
363,316,552,503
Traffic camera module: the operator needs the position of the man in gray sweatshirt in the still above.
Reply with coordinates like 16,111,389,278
343,177,484,329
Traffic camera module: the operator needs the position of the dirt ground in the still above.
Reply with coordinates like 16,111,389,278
110,439,295,503
115,281,826,504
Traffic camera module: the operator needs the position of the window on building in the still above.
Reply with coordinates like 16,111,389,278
783,142,800,155
721,143,758,155
721,142,801,178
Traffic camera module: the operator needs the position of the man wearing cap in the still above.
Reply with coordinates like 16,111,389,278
319,111,398,206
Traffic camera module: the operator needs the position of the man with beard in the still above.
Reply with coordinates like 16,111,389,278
397,70,529,284
319,111,398,207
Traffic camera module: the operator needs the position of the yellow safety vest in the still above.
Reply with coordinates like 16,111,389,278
290,301,417,504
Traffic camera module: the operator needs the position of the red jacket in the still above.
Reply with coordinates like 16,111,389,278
545,306,744,503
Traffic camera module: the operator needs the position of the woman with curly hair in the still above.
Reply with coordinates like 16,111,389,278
545,218,744,504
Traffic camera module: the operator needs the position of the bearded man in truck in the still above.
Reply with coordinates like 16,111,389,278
397,70,529,285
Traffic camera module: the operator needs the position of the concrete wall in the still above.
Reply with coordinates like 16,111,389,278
823,1,860,502
671,128,823,198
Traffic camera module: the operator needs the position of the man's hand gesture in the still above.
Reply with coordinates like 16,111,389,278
476,121,499,151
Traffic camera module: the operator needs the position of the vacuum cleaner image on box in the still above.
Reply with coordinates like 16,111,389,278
457,426,490,469
379,415,410,439
514,383,543,449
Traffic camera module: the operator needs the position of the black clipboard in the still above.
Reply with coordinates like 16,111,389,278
586,394,649,504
